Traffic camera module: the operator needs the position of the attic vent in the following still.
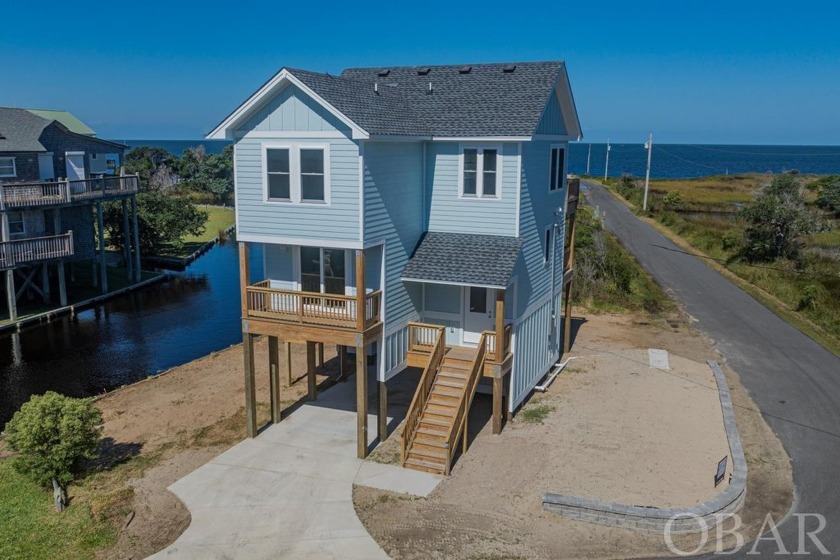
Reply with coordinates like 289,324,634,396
377,69,390,77
503,64,516,73
417,67,430,76
458,66,472,74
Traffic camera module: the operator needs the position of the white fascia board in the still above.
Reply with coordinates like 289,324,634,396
556,66,583,141
431,136,531,142
401,277,506,290
236,232,363,249
206,69,370,140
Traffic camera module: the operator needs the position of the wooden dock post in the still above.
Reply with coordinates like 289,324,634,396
96,202,107,293
131,196,141,282
57,261,67,307
268,336,281,424
122,199,132,280
356,344,368,459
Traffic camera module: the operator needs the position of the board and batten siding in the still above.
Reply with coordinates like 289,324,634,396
234,137,360,243
425,142,518,236
239,83,350,134
363,141,425,379
507,139,568,410
535,90,568,136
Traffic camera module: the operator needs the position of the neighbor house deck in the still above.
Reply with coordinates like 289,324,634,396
0,174,140,210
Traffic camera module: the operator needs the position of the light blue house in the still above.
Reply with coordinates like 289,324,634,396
208,61,582,474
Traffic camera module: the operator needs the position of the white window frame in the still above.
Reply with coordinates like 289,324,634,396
8,211,25,236
0,156,17,178
262,143,331,205
549,144,566,193
458,145,502,199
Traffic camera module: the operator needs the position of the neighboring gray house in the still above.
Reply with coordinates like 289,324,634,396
208,61,582,475
0,108,141,321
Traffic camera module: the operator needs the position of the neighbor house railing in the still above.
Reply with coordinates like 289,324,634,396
245,280,381,329
0,175,140,209
401,323,446,466
0,231,74,270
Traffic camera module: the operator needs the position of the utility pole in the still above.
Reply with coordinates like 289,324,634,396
604,139,611,181
643,132,653,211
586,144,591,175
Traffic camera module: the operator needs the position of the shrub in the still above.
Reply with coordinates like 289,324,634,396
662,190,685,209
4,392,103,490
721,231,743,252
103,191,207,253
814,176,840,214
798,284,826,311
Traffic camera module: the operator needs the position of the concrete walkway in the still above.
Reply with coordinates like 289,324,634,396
149,375,441,559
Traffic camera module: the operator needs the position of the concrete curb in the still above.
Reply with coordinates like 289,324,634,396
542,360,747,533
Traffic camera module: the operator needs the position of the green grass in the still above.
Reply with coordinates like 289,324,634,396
153,205,235,260
599,175,840,357
519,402,554,424
0,460,116,560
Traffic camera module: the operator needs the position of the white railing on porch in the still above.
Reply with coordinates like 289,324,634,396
0,231,74,270
0,175,140,209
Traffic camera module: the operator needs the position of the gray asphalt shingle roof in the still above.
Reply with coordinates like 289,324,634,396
402,232,523,288
286,61,565,137
0,108,53,152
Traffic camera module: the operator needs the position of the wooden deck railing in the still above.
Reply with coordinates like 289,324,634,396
401,323,446,465
0,231,74,270
0,175,140,209
445,332,487,475
245,280,381,329
485,323,512,362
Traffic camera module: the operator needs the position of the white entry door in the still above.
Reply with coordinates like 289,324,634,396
38,153,55,181
462,286,494,345
65,152,86,194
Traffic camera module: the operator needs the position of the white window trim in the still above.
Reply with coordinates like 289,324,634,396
548,144,567,193
262,142,331,205
8,211,25,236
0,156,17,178
458,144,502,200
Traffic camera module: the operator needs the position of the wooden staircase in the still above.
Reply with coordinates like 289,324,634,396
401,325,487,476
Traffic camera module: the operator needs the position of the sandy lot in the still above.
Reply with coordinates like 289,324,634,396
78,309,791,559
354,312,794,559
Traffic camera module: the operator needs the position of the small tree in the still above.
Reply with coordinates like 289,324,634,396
738,174,823,262
4,392,102,507
815,175,840,215
104,191,207,253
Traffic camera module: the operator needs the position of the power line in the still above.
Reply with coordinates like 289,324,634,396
681,144,840,157
653,145,728,173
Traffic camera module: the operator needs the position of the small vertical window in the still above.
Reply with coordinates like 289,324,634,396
463,149,478,196
482,149,497,197
300,148,325,202
550,147,565,191
544,227,552,263
8,211,25,235
469,286,487,313
0,157,16,177
266,148,290,200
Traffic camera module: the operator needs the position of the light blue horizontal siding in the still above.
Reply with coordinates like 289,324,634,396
363,142,425,340
425,142,518,236
238,83,350,134
264,244,294,288
234,137,360,242
535,90,567,136
423,283,460,314
512,140,568,313
510,293,561,410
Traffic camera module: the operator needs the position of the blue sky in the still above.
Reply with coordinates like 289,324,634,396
2,1,838,144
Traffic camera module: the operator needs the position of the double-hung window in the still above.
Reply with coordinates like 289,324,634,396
549,146,565,192
265,145,329,203
8,211,24,235
0,157,16,178
461,147,500,198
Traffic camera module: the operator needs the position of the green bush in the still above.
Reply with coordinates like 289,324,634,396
798,284,826,311
721,230,743,252
662,190,685,209
4,392,103,490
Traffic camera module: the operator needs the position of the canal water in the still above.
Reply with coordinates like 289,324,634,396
0,235,263,426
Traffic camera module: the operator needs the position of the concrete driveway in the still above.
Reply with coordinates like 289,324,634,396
149,374,441,559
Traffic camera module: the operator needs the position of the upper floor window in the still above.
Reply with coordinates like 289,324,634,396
265,145,329,204
0,157,16,178
544,226,553,263
549,147,565,192
461,147,500,198
8,211,24,235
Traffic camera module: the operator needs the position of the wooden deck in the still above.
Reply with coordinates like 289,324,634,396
0,175,139,210
0,232,74,270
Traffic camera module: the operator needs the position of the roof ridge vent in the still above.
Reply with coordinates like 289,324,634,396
458,66,472,74
503,64,516,73
377,68,390,77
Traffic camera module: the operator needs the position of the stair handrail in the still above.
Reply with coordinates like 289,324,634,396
444,332,487,475
400,324,446,466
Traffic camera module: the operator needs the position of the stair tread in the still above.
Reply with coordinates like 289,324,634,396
406,456,445,469
420,417,453,428
436,380,466,389
409,447,447,460
425,404,456,415
432,387,463,396
438,371,468,379
417,427,448,438
413,436,447,448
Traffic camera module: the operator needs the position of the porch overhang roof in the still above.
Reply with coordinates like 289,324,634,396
401,232,522,290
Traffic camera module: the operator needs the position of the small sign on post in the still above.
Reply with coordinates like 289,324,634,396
715,456,728,487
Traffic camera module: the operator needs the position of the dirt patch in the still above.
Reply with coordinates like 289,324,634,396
90,339,340,560
354,311,794,559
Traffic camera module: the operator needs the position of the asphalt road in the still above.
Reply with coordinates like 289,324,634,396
582,180,840,557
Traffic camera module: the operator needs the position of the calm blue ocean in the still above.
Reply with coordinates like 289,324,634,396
124,140,840,179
